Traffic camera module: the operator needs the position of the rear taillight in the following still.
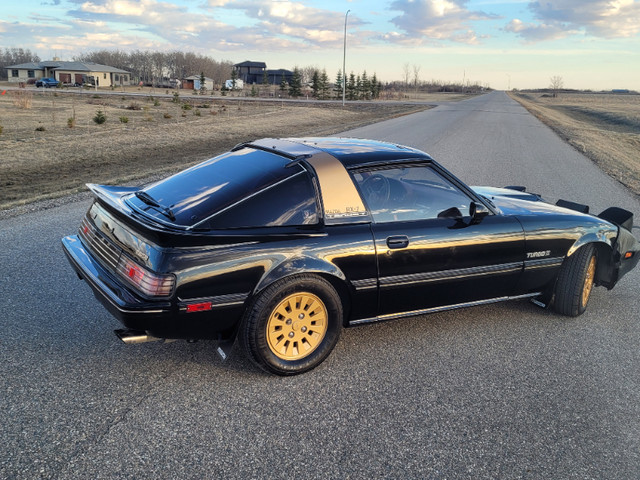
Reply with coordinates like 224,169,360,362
116,256,175,298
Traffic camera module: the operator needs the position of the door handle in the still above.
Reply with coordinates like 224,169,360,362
386,235,409,249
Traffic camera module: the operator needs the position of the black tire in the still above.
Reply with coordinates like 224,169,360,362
240,275,342,375
554,244,597,317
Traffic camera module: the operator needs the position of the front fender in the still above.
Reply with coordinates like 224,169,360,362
567,229,615,257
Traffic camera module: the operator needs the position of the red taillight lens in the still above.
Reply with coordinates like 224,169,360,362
116,257,175,298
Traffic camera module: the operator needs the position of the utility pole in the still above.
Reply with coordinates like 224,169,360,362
342,9,350,107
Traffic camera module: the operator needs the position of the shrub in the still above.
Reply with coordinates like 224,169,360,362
93,110,106,124
127,101,141,110
182,103,193,110
35,125,46,131
67,117,76,128
12,90,33,109
0,125,3,134
153,99,160,106
119,116,129,123
194,109,201,116
172,91,180,103
163,112,172,119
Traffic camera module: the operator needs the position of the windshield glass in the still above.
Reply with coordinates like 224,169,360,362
126,148,297,227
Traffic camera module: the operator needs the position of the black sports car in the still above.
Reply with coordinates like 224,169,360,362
62,137,640,375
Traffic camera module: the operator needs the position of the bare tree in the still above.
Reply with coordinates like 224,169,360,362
549,75,564,98
412,64,421,98
402,63,411,92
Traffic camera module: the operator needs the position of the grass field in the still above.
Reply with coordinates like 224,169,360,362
0,87,432,210
509,91,640,196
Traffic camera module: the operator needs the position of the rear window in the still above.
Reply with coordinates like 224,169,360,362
197,171,318,229
126,148,313,228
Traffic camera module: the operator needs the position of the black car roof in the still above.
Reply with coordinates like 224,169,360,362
247,137,432,168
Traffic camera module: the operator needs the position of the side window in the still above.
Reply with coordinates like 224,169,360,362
205,172,318,229
12,70,18,77
352,165,473,223
27,70,35,78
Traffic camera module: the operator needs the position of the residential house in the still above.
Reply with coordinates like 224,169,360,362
234,61,267,84
5,59,131,87
233,61,294,86
266,69,294,86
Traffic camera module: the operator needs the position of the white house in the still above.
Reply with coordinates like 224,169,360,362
5,59,131,87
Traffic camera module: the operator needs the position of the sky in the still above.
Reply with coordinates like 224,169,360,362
2,0,639,90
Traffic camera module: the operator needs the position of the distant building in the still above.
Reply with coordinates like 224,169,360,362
182,75,215,91
5,59,131,87
234,61,267,84
233,61,293,86
266,69,293,86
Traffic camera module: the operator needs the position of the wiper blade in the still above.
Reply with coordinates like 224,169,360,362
135,191,160,208
134,191,176,221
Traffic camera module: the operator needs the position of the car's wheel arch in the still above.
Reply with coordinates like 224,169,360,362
251,257,352,324
566,233,615,286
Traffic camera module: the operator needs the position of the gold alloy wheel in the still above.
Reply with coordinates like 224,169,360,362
581,255,597,309
266,292,328,361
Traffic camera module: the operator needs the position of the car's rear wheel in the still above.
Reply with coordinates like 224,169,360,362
554,244,597,317
240,275,342,375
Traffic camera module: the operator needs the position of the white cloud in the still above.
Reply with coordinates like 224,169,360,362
208,0,368,48
386,0,497,44
508,0,640,41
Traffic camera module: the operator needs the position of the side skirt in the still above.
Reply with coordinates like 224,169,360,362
348,292,542,326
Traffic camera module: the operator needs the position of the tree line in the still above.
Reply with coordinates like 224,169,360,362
275,67,381,101
73,50,234,86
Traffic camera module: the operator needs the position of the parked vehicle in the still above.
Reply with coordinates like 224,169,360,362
224,79,244,90
35,77,58,88
62,138,640,375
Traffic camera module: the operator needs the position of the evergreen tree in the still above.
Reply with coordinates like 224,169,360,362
199,71,206,94
334,70,343,99
347,72,356,101
361,71,371,100
289,67,302,97
371,73,380,99
311,70,320,98
230,67,238,90
279,76,288,96
355,74,362,100
319,69,330,100
262,70,269,88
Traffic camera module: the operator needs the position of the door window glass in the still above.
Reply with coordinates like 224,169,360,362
352,165,473,223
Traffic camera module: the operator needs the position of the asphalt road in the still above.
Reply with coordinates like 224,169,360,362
1,91,639,479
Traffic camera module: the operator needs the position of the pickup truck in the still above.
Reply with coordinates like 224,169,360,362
35,77,59,88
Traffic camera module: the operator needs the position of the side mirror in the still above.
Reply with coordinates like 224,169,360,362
437,206,463,219
470,202,490,223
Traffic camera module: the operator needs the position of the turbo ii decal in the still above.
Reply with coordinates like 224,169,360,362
527,250,551,259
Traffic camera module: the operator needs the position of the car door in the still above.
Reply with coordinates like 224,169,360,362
351,163,526,317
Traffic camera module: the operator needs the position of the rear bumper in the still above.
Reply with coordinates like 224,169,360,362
62,235,173,329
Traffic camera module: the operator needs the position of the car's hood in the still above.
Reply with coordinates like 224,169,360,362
472,186,591,218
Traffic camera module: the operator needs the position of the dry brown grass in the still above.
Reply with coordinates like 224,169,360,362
509,91,640,196
0,88,428,209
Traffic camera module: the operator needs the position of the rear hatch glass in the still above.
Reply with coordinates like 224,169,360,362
126,148,295,227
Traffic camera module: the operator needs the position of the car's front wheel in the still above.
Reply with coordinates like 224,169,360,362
554,244,597,317
240,275,342,375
